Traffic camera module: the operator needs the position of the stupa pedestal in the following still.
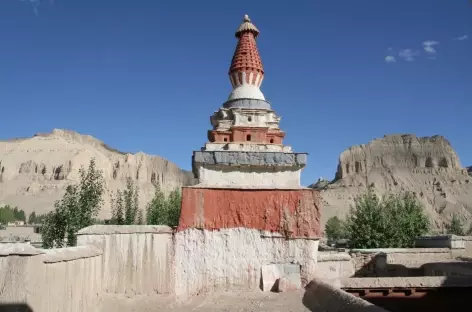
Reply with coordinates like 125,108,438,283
174,15,321,298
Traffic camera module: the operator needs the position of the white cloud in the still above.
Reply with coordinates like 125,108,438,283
384,55,396,63
422,40,439,54
454,35,468,41
398,49,419,62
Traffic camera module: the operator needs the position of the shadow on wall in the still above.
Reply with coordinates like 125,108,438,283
354,252,472,278
353,254,422,277
0,303,33,312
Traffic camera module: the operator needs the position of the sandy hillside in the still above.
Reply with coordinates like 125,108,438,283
316,134,472,231
0,129,195,219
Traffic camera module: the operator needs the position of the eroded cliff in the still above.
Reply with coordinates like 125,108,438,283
320,134,472,231
0,129,195,218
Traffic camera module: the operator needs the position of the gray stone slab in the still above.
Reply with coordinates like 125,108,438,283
193,151,308,168
222,98,272,110
41,245,102,263
261,263,302,292
0,243,44,256
77,225,173,235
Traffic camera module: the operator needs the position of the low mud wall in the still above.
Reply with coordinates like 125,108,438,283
316,252,354,279
0,243,102,312
350,248,452,277
77,225,173,295
416,235,472,257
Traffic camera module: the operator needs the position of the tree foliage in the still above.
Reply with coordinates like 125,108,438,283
146,182,181,227
345,188,430,249
446,213,464,236
325,216,346,242
28,211,48,225
41,158,105,248
110,177,140,225
0,205,26,224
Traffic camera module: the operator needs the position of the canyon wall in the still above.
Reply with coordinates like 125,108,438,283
0,129,195,218
320,134,472,230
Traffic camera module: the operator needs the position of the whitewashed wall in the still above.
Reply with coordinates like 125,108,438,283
40,246,103,312
0,243,102,312
174,228,319,298
77,225,173,295
316,252,355,280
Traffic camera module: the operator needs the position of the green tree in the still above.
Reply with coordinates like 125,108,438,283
146,182,167,225
0,205,26,224
166,188,182,227
137,209,144,225
446,213,464,236
28,212,47,225
28,211,37,224
325,216,346,242
124,178,139,225
0,206,16,224
345,189,429,249
41,158,105,248
145,181,181,227
110,178,140,225
110,190,124,225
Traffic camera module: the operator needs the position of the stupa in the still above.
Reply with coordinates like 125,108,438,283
192,14,304,188
175,15,321,297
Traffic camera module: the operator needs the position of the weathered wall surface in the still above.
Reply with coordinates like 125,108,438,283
175,187,321,298
178,187,321,237
174,228,319,297
350,248,453,277
192,151,306,188
319,134,472,230
0,243,102,312
416,235,472,257
316,252,355,280
77,225,173,295
0,129,195,218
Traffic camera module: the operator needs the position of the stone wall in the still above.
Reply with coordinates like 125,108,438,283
415,235,472,257
0,243,102,312
174,228,319,297
350,248,453,277
76,225,173,295
315,252,355,280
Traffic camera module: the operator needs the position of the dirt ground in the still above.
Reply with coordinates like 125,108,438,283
99,290,311,312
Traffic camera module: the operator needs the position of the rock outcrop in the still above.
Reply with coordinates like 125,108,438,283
320,134,472,231
0,129,195,218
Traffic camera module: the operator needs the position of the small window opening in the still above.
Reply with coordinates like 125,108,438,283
269,139,274,143
246,134,251,141
223,137,228,142
248,116,252,122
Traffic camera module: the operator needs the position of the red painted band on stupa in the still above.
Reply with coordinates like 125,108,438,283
178,187,322,238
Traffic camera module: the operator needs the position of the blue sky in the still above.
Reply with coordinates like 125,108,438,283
1,0,471,186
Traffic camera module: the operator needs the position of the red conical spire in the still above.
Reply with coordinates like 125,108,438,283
228,15,265,94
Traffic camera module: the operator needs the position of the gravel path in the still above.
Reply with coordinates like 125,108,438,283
100,291,311,312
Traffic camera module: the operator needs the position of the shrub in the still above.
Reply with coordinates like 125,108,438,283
325,216,346,242
345,188,429,249
41,158,105,248
446,213,464,236
146,182,181,227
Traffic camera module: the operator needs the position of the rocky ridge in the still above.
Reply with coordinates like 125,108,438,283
0,129,195,218
319,134,472,231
